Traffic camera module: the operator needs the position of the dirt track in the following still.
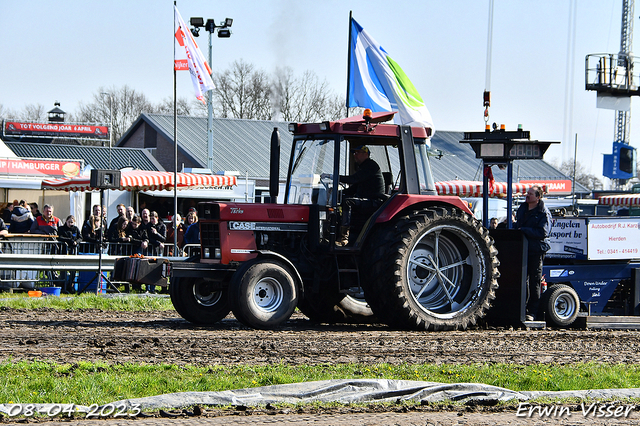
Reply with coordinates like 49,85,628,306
2,306,640,366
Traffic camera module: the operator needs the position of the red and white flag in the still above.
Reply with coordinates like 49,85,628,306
174,5,215,103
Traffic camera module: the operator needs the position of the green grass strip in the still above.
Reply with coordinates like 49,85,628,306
0,361,639,405
0,293,174,311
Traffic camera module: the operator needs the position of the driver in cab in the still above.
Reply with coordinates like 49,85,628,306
322,145,386,244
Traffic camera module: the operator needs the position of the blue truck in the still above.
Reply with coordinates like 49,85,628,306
541,215,640,328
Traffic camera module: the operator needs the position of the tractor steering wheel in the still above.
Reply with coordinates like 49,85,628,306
319,174,332,192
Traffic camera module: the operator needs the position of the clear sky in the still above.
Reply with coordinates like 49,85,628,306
0,0,634,182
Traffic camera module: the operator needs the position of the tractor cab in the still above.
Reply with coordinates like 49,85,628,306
284,110,436,248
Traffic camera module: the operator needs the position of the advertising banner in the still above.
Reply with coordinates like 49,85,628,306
587,217,640,260
546,217,588,259
0,158,82,178
3,121,108,140
520,179,572,195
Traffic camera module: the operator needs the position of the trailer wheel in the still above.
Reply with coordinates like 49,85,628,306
362,207,499,330
544,284,580,327
170,276,230,325
229,259,299,329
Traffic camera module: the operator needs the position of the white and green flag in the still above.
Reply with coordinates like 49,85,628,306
347,17,434,133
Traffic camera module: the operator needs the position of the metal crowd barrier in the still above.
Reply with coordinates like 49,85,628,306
0,235,196,291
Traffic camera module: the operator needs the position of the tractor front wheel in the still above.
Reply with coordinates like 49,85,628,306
170,276,230,325
229,258,299,329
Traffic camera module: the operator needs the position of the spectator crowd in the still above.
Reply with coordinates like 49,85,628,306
0,201,201,293
0,200,199,254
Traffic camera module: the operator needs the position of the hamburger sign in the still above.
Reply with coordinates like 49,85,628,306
0,159,82,177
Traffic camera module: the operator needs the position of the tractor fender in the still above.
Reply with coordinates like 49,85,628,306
375,194,473,223
250,250,305,298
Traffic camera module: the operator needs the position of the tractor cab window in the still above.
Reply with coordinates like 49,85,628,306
286,137,339,205
415,142,436,194
286,136,399,206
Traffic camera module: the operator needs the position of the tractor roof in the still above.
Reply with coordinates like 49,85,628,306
291,111,431,145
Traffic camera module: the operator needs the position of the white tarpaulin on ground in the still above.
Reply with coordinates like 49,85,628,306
2,379,640,414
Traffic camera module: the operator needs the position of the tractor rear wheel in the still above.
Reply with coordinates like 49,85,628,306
229,258,299,329
170,276,230,325
362,207,499,330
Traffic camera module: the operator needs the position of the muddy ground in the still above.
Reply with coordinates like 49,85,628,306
2,306,640,366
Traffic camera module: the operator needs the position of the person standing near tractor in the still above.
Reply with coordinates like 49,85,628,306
515,186,552,321
148,211,167,256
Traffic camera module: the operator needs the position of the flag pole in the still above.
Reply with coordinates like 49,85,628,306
173,1,179,254
345,10,353,118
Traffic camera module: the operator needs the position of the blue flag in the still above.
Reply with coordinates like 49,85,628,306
348,18,434,132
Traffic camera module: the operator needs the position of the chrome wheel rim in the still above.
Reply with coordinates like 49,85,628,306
407,224,486,319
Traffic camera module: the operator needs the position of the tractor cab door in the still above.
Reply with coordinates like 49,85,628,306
284,135,341,248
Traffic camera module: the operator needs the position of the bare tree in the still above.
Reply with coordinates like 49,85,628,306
555,158,602,190
212,59,272,120
75,85,154,145
0,104,16,121
210,61,345,122
19,103,48,122
272,67,345,122
153,97,203,117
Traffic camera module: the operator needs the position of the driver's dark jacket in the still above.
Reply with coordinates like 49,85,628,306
339,158,386,200
515,199,552,254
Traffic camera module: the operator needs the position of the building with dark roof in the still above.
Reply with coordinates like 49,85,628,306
117,113,290,184
0,138,164,224
118,113,588,195
5,142,162,171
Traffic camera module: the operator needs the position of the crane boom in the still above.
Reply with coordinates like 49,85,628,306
615,0,634,144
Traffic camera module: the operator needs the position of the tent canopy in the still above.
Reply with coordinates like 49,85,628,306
41,170,237,192
598,194,640,207
435,180,547,197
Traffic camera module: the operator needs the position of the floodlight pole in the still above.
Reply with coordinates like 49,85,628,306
101,92,114,169
108,99,113,169
207,30,214,172
190,17,233,173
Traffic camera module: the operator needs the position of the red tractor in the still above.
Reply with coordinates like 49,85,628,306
167,111,499,330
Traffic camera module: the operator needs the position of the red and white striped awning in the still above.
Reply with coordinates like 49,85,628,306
598,194,640,206
41,170,237,192
435,180,547,197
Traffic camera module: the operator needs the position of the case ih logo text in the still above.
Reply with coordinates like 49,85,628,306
230,207,244,214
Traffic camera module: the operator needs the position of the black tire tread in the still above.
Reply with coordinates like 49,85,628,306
169,276,230,325
362,207,499,331
544,284,580,327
